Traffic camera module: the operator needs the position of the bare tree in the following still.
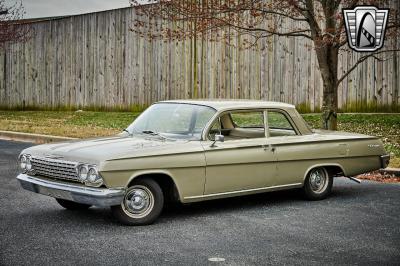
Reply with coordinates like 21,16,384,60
0,0,30,48
132,0,399,130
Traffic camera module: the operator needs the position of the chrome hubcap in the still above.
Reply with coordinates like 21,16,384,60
309,168,328,193
122,185,154,218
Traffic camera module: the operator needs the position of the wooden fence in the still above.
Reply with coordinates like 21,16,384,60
0,5,399,112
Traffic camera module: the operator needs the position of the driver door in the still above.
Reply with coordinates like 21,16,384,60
202,110,278,195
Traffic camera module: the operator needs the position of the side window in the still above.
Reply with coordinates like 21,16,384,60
208,111,265,140
231,112,264,128
268,111,297,137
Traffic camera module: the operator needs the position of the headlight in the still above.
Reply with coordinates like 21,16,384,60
78,165,88,181
19,154,34,174
87,167,102,186
87,167,98,182
26,156,32,171
77,164,103,187
20,154,27,170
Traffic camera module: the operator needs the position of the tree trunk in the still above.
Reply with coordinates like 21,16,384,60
321,84,338,130
306,1,340,131
315,45,339,130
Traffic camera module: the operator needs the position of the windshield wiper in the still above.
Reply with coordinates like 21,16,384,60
122,128,133,136
142,130,159,135
142,130,166,139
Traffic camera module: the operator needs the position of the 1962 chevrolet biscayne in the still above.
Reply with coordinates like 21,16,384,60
17,100,390,225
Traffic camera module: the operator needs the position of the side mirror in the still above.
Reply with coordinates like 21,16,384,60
211,134,224,147
215,134,224,142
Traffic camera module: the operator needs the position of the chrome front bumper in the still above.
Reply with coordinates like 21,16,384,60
17,174,125,207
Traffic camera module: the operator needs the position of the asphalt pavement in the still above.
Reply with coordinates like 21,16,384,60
0,139,399,265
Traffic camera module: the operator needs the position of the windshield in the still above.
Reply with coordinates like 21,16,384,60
126,103,216,140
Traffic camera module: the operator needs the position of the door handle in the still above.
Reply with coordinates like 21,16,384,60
262,144,276,152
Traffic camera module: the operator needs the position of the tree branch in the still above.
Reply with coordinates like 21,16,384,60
228,23,312,39
254,9,308,21
337,49,400,85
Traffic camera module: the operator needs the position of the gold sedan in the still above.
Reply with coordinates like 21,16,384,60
17,100,390,225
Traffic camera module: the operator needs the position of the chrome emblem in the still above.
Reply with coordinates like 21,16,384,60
368,144,380,148
44,155,64,160
343,6,389,52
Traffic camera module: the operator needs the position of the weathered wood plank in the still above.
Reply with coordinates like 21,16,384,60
0,5,398,111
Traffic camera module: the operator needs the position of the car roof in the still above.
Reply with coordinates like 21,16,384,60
158,99,295,111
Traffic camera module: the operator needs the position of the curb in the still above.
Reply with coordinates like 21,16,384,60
379,168,400,177
0,130,77,144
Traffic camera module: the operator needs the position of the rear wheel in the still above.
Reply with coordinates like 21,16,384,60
303,167,333,200
56,198,91,210
111,178,164,225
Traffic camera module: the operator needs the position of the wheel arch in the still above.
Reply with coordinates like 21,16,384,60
128,171,182,202
302,163,346,184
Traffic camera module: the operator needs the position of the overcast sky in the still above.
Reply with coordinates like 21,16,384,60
5,0,134,19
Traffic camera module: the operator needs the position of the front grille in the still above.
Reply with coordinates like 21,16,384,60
31,157,80,182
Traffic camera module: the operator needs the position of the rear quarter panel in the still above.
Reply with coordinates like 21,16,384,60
270,135,385,185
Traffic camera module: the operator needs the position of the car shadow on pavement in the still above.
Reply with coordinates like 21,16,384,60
20,182,369,226
21,207,116,226
158,180,378,224
160,189,305,219
20,189,306,226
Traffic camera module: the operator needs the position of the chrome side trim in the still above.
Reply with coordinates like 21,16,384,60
184,183,302,200
17,174,125,207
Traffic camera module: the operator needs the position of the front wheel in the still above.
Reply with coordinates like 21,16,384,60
302,167,333,200
111,178,164,225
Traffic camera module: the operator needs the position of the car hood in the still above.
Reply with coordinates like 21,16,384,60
22,134,198,165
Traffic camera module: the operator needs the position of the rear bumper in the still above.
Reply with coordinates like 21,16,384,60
17,174,125,207
380,154,391,169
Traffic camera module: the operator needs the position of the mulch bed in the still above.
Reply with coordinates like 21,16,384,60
357,171,400,183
